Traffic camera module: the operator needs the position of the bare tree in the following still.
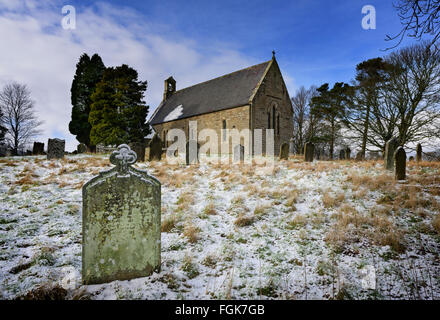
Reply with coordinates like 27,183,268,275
387,0,440,49
291,86,318,154
0,82,43,155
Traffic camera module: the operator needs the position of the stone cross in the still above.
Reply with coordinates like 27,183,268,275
384,137,399,171
82,144,161,284
279,142,289,160
47,138,65,160
304,142,314,162
394,146,406,181
416,143,422,162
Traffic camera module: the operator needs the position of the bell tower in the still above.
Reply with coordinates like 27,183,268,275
163,76,176,100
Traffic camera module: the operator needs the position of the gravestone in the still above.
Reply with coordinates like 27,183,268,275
148,134,162,161
416,143,422,162
355,152,363,161
339,149,345,160
394,146,406,181
186,140,200,165
82,144,161,284
289,138,294,154
130,141,146,162
384,137,399,171
47,138,65,160
32,142,44,155
279,142,289,160
304,142,314,162
77,143,87,154
345,147,351,160
409,156,414,161
234,144,244,162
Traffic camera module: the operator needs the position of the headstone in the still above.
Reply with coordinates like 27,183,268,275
289,138,294,154
25,150,32,156
186,140,200,165
394,146,406,181
416,143,422,162
130,141,146,162
0,144,6,157
77,143,87,154
47,138,65,160
355,152,362,161
279,142,289,160
32,142,44,155
82,144,161,284
339,149,345,160
345,147,351,160
148,134,162,161
409,156,414,161
384,137,399,171
304,142,314,162
234,144,244,162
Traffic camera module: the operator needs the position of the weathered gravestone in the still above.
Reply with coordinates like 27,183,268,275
409,156,414,161
82,144,161,284
148,134,162,161
186,140,200,165
394,146,406,181
47,138,65,160
416,143,422,162
130,141,146,162
345,147,351,160
279,142,289,160
289,138,294,154
77,143,87,154
32,142,44,155
234,144,244,162
355,152,363,161
339,149,345,160
304,142,314,162
384,137,399,171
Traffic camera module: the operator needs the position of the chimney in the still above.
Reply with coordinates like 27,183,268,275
163,76,176,100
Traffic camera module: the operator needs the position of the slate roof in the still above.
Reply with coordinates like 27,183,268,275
149,60,272,125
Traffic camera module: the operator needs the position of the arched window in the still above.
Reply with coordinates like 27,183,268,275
267,112,271,129
277,114,280,135
272,105,276,130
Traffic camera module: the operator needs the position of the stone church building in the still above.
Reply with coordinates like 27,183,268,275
149,54,293,155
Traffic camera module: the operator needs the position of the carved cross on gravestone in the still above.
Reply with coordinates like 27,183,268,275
82,144,161,284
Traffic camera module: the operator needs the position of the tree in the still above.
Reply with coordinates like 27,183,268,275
345,58,394,158
0,82,43,155
0,106,6,143
89,64,150,146
384,41,440,147
310,82,353,160
387,0,440,49
69,53,105,151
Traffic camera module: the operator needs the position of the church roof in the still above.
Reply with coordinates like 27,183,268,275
149,60,272,125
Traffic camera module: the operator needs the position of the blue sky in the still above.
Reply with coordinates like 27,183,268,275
0,0,424,150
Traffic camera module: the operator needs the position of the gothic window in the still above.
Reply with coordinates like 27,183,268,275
277,114,280,135
272,105,276,132
267,112,271,129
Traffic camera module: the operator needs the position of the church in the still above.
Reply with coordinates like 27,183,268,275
148,53,293,155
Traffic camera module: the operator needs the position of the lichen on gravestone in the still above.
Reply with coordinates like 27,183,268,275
82,144,161,284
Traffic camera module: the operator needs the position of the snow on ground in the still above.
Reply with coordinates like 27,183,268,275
0,154,439,300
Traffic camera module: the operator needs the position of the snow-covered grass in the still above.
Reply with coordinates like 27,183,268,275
1,154,440,300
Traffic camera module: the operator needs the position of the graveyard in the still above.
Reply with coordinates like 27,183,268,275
1,151,440,300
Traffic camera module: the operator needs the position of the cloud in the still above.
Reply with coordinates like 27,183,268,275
0,1,259,151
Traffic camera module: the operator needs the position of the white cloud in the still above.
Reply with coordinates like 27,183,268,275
0,1,258,151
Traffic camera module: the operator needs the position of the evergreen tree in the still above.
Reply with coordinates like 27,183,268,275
69,53,105,151
89,64,150,146
310,82,353,159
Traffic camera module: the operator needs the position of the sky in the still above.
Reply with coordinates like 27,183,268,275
0,0,423,151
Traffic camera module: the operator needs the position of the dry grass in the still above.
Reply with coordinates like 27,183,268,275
183,222,200,243
322,191,344,208
161,215,178,233
234,214,254,227
202,203,217,216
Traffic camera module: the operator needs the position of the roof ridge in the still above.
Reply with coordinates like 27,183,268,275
172,60,272,94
